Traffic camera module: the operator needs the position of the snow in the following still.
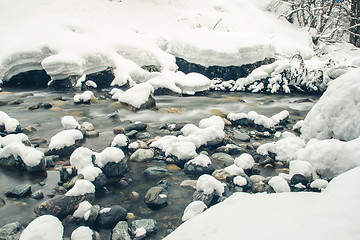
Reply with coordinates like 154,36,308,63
173,72,211,95
19,215,63,240
110,134,129,148
182,201,208,222
301,68,360,141
233,176,247,187
0,0,314,89
186,154,212,167
234,153,255,170
65,179,95,197
94,147,125,168
227,112,248,121
196,174,224,196
135,227,147,238
48,129,83,150
165,141,197,161
99,208,111,214
61,115,80,130
146,73,182,94
69,147,102,181
73,90,94,103
73,201,92,218
198,116,225,130
0,142,44,167
112,82,154,108
0,133,28,147
310,179,328,191
164,166,360,240
0,111,19,133
289,160,315,179
223,164,245,176
296,137,360,180
71,226,93,240
268,176,290,193
270,110,289,124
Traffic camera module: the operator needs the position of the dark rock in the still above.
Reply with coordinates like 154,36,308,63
93,173,107,189
86,205,100,223
192,190,215,206
48,75,79,90
120,95,157,112
54,186,67,194
25,156,47,172
59,167,77,183
154,88,182,96
290,174,309,187
101,160,127,178
125,123,147,132
0,222,24,240
112,221,131,240
184,162,215,175
63,174,84,190
130,219,157,236
143,166,168,177
45,155,59,168
34,193,95,218
41,102,52,109
0,155,20,168
85,67,115,89
136,132,151,140
28,104,40,110
97,205,128,228
4,69,51,89
46,139,83,157
144,186,168,209
176,57,275,81
126,130,138,139
31,190,44,200
5,184,31,198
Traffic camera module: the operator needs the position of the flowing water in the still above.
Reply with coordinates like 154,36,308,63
0,88,318,239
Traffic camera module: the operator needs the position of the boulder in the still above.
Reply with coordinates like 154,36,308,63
129,149,154,162
31,190,44,200
192,190,215,207
101,160,127,178
184,162,215,175
97,205,128,228
124,123,147,132
211,153,234,167
34,193,95,219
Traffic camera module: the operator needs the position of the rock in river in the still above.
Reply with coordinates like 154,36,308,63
5,184,31,198
96,205,128,228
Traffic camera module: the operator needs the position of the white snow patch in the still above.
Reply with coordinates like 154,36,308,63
186,154,212,167
0,111,19,133
268,176,290,193
65,179,95,196
73,201,92,218
113,82,154,108
234,153,254,170
310,179,328,191
71,226,93,240
94,147,125,168
110,134,128,148
223,164,244,176
70,147,102,181
19,215,63,240
233,176,247,187
289,160,315,179
165,141,197,160
196,174,224,196
73,91,94,104
182,201,207,222
61,115,80,130
0,133,28,147
0,142,44,167
48,129,83,150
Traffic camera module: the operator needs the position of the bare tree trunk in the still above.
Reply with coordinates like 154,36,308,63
350,0,360,47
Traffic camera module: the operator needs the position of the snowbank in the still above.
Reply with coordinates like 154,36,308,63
301,68,360,141
0,0,314,86
164,167,360,240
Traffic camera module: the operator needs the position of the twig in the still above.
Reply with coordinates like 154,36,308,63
212,18,223,30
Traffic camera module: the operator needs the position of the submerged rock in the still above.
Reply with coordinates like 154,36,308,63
97,205,128,228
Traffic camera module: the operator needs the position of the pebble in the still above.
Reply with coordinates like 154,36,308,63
249,175,266,184
112,221,131,240
211,153,234,167
143,166,169,176
31,190,44,200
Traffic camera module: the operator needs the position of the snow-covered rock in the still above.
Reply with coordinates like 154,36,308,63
196,174,224,196
0,111,20,133
0,133,29,147
234,153,255,170
71,226,95,240
268,176,290,193
110,134,129,148
301,68,360,141
70,147,102,182
73,201,92,219
61,115,80,130
48,129,84,156
112,82,156,111
19,215,63,240
182,201,207,222
73,90,95,104
65,179,95,197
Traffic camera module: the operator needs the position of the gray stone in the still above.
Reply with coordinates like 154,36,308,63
97,205,128,228
211,153,234,167
184,162,215,175
233,131,250,142
125,123,147,132
250,175,266,184
5,184,31,198
93,173,107,189
144,186,168,209
143,166,168,176
130,219,157,236
0,155,19,168
80,122,95,132
112,221,131,240
130,149,154,162
63,174,84,190
86,205,100,223
31,190,44,200
126,130,138,139
34,193,95,218
85,130,99,137
0,222,23,240
45,155,59,168
192,190,215,206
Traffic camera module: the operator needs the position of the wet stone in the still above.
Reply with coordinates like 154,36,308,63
0,222,24,240
233,131,250,142
130,149,154,162
97,205,128,228
290,174,309,187
130,219,158,237
125,122,147,132
126,130,138,138
5,184,31,198
8,99,23,105
211,153,234,167
184,162,215,175
86,205,100,224
112,221,131,240
192,190,215,207
251,181,266,193
31,190,44,200
143,166,169,177
144,186,168,209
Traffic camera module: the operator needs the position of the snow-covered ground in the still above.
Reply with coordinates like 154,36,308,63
164,166,360,240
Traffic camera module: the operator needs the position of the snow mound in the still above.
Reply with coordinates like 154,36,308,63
94,147,125,168
164,167,360,240
268,176,290,193
165,141,197,161
73,91,94,104
73,201,92,219
110,134,129,148
187,154,212,167
48,129,83,150
61,115,80,130
19,215,63,240
234,153,255,170
0,142,44,167
112,82,154,109
65,179,95,197
0,111,20,133
70,147,102,181
196,174,224,196
0,133,28,147
71,226,94,240
182,201,207,222
301,68,360,141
